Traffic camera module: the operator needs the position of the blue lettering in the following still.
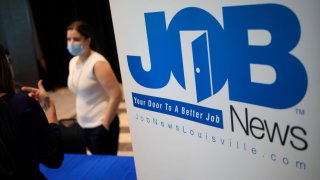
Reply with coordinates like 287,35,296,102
224,4,307,108
127,4,307,109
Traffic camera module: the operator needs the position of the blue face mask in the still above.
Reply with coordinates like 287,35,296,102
67,43,84,56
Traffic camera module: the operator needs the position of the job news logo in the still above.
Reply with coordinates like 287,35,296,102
127,3,307,109
127,4,309,151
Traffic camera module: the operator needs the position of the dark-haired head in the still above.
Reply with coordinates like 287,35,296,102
0,44,15,93
67,21,98,51
0,43,17,176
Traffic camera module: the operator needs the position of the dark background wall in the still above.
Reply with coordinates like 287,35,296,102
0,0,120,90
0,0,40,87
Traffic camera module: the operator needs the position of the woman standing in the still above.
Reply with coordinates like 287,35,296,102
66,21,122,155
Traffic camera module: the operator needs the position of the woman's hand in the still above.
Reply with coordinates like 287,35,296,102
21,80,50,110
21,80,58,124
101,117,110,131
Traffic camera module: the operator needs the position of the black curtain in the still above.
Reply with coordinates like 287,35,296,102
29,0,121,90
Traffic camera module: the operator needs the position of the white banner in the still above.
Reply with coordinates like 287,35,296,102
109,1,320,179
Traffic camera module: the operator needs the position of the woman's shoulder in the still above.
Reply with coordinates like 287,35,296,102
69,56,78,65
4,93,39,110
4,93,29,101
87,51,108,69
90,51,107,62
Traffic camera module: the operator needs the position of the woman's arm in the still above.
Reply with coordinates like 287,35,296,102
21,80,63,168
94,61,122,130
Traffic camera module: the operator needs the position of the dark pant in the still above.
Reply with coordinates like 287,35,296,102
82,116,120,155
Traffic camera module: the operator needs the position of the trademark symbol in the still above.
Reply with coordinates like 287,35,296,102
295,108,305,115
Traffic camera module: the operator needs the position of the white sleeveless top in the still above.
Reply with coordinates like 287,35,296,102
67,51,109,128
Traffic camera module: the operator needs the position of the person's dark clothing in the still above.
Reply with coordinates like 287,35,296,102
0,93,63,179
